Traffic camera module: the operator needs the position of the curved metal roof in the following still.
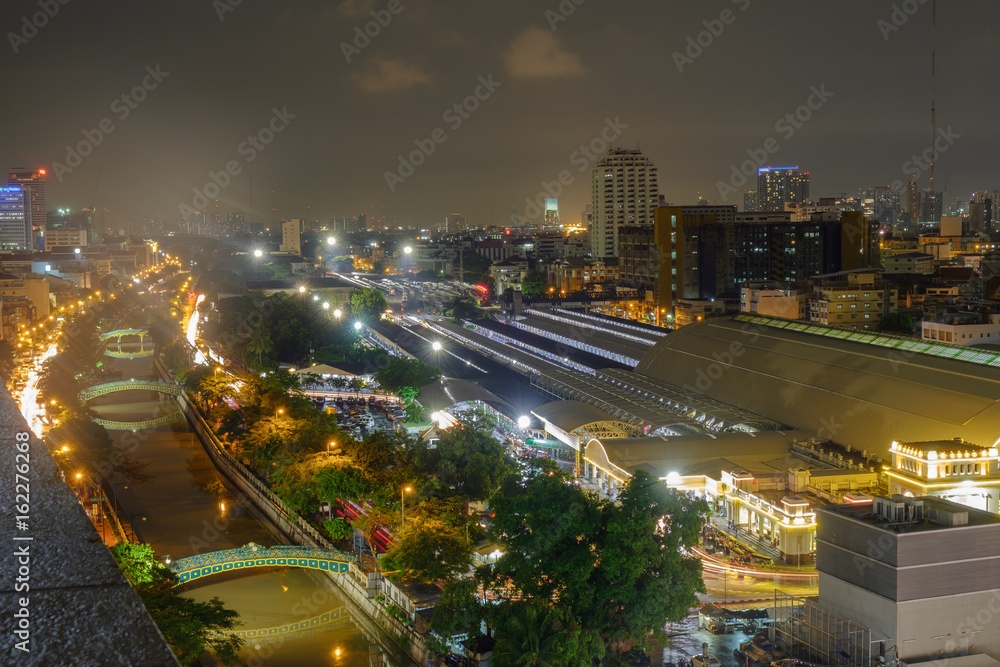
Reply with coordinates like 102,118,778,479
634,317,1000,459
532,400,638,436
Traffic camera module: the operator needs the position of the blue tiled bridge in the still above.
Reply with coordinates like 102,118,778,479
168,545,356,585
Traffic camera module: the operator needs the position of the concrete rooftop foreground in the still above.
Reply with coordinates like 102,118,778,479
0,387,178,665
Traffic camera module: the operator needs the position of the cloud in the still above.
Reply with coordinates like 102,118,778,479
351,58,432,93
503,27,586,79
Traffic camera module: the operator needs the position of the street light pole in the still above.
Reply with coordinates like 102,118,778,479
401,486,411,531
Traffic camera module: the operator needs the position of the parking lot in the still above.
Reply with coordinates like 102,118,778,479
312,395,406,439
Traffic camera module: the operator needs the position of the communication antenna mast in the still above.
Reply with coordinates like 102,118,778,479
929,0,937,197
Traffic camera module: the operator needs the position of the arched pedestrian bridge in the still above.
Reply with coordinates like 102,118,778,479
81,379,183,402
99,328,150,342
93,412,185,431
209,606,353,644
169,544,356,585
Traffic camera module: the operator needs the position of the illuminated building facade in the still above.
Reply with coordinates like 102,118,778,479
7,167,46,229
757,166,809,212
590,148,659,258
888,438,1000,513
0,186,31,250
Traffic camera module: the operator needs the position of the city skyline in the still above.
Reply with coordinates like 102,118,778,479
1,1,998,227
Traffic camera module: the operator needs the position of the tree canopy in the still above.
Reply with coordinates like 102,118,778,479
111,543,243,666
350,288,389,323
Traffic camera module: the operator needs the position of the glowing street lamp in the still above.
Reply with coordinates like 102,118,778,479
322,302,330,310
326,237,336,246
354,321,362,331
254,249,263,258
299,286,306,294
431,341,442,352
517,415,530,429
401,486,412,531
333,308,342,319
403,246,412,255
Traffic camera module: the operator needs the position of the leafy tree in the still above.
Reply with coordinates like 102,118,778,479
447,295,479,322
373,356,440,393
878,312,915,333
429,422,514,502
382,518,472,583
329,255,356,272
324,517,353,540
316,465,369,504
520,270,547,298
0,339,16,381
429,578,484,648
492,603,568,667
244,325,276,371
483,468,708,663
350,288,389,323
111,543,243,666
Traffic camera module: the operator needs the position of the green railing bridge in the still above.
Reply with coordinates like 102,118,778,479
99,328,149,342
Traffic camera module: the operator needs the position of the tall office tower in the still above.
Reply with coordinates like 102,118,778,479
444,214,466,234
543,199,559,226
0,186,31,250
590,147,659,258
8,168,46,229
279,218,302,255
871,186,900,225
357,213,367,231
743,190,759,212
757,167,810,212
918,188,943,224
970,191,993,235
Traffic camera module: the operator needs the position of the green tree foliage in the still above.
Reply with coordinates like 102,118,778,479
350,288,389,323
427,422,514,502
382,519,472,583
373,356,440,393
0,339,16,382
520,270,547,298
428,578,484,648
324,517,353,540
483,468,708,663
446,295,479,322
111,543,243,666
492,603,568,667
877,312,915,333
329,255,356,272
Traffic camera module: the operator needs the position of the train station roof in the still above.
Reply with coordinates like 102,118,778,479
634,315,1000,459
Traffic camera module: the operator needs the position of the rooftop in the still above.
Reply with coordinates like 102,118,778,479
819,495,1000,533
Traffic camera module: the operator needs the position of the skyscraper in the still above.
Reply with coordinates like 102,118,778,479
757,167,809,212
444,214,466,234
8,167,46,229
279,218,301,255
543,199,559,226
590,148,659,258
0,186,32,250
743,190,759,212
918,188,943,224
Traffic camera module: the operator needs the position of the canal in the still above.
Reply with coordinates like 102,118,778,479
88,332,411,666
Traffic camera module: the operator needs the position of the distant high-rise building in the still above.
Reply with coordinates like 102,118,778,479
757,167,809,212
0,186,31,250
743,190,759,212
918,188,943,224
544,199,559,226
590,148,659,258
357,213,367,231
7,168,46,229
224,212,246,236
445,214,466,234
279,218,302,255
581,203,592,229
970,191,993,235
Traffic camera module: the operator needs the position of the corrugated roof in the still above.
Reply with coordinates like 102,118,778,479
532,400,624,433
635,317,1000,459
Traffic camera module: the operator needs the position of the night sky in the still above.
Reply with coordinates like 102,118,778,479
2,0,996,228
